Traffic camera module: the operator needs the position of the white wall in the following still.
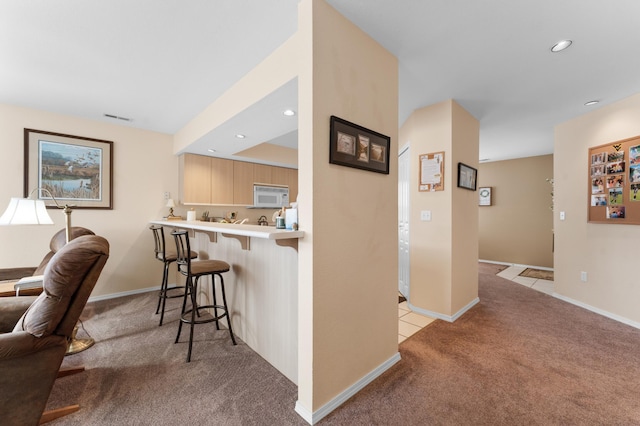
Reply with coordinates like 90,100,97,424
554,92,640,325
0,103,177,297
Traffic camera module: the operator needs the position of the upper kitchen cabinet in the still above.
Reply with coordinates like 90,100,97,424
181,153,212,204
272,166,289,187
287,168,298,203
181,153,298,206
180,154,233,205
253,164,272,185
210,157,234,204
233,161,254,205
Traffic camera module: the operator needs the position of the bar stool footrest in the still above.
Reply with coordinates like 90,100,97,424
160,285,186,299
180,305,229,325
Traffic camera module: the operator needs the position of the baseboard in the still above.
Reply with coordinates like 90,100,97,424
295,351,401,425
479,259,554,272
87,285,160,303
408,297,479,323
552,293,640,330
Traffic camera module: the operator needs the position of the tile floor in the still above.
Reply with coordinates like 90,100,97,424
398,265,555,343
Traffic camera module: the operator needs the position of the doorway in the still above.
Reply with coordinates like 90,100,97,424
398,144,410,299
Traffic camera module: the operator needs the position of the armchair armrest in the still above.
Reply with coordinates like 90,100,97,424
0,296,37,333
0,331,66,360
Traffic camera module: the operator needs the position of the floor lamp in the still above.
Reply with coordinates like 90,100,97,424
0,188,94,354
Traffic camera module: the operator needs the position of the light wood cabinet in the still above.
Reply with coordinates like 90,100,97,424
210,157,234,204
233,161,254,205
271,166,289,187
287,168,298,203
182,153,298,206
182,154,211,204
253,164,272,185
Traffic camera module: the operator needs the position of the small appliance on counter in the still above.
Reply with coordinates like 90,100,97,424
258,215,269,226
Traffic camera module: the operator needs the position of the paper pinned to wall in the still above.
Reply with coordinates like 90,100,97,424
419,151,445,192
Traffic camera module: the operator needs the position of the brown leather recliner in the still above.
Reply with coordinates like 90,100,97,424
0,234,109,426
0,227,95,284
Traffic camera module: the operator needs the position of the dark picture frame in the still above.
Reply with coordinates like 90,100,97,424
457,162,477,191
24,128,113,209
329,115,390,174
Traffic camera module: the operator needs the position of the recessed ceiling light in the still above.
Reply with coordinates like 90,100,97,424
235,134,246,139
584,100,599,106
207,148,216,153
283,109,296,116
551,39,572,52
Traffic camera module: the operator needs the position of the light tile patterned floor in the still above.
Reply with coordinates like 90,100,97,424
398,265,554,343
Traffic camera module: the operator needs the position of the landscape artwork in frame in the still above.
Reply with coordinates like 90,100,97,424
24,129,113,209
329,115,390,174
457,162,477,191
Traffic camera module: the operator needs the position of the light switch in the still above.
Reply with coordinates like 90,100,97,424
420,210,431,221
560,211,565,221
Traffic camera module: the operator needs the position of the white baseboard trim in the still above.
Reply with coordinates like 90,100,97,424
295,351,401,425
87,285,160,303
479,259,554,272
552,293,640,330
408,297,479,323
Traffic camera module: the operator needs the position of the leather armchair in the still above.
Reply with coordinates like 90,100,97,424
0,234,109,426
0,227,94,296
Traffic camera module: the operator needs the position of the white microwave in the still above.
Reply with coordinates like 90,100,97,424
253,184,289,208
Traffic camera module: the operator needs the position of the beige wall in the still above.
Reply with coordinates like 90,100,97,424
478,155,554,268
0,103,177,297
297,0,399,414
399,100,479,319
555,92,640,325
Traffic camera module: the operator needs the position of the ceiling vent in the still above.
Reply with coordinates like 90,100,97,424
104,113,132,122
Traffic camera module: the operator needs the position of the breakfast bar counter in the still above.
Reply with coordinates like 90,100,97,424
149,219,301,383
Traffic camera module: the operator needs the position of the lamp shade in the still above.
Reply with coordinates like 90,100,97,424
0,197,54,225
166,198,176,208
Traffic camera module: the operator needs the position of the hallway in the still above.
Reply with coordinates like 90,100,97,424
398,264,555,343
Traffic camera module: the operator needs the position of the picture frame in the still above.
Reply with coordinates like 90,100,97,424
457,162,477,191
479,186,492,206
24,128,113,209
329,115,390,174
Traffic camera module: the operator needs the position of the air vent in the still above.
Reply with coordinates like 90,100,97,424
104,113,132,122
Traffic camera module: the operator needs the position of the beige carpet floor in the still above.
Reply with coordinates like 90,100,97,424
46,265,640,425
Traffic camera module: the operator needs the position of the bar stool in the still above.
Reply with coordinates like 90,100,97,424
172,230,237,362
149,225,196,326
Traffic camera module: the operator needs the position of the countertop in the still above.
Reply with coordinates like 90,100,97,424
149,219,304,240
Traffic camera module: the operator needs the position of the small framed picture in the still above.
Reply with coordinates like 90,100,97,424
479,187,492,206
457,162,477,191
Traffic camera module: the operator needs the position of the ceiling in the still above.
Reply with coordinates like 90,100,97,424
2,0,640,164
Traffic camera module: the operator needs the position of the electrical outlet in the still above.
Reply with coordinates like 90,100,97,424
580,271,587,282
164,192,170,200
420,210,431,221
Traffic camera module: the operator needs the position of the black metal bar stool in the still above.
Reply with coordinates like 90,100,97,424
149,225,196,326
172,230,237,362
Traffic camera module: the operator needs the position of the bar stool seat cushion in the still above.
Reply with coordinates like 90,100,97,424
190,260,230,275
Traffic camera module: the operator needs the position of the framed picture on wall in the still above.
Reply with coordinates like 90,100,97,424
479,187,492,206
329,115,390,174
457,162,477,191
24,128,113,209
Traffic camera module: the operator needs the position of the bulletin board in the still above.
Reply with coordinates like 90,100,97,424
419,151,444,192
588,135,640,224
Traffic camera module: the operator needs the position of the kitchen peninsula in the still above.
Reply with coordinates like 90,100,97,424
149,219,303,383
